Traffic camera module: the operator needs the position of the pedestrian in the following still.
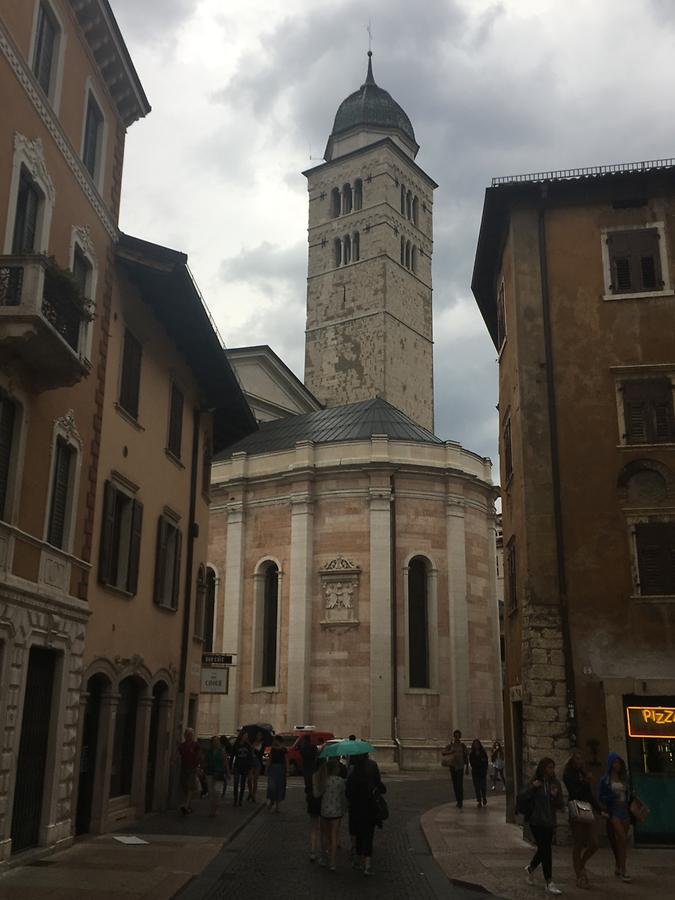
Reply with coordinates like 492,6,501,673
469,738,489,807
519,757,564,895
598,752,632,883
319,758,347,871
219,734,232,799
177,727,201,816
562,750,600,888
247,730,264,802
204,734,230,816
266,734,289,812
442,729,469,808
231,731,253,807
346,753,387,877
298,734,317,796
491,740,506,791
306,757,325,862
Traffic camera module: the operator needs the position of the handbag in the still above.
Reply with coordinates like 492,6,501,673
568,799,595,823
441,754,451,768
372,787,389,823
629,795,650,823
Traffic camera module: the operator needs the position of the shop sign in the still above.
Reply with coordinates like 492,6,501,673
201,667,229,694
626,705,675,739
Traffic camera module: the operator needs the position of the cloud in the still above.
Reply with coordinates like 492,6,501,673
110,0,194,43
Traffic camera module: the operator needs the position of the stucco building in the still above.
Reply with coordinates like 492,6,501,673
202,55,502,767
473,159,675,844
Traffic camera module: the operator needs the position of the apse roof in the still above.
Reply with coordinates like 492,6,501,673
214,397,441,459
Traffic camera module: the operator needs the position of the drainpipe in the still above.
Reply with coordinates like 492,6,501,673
390,473,402,766
537,193,577,747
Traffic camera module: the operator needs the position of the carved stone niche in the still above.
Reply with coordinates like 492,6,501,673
319,556,361,628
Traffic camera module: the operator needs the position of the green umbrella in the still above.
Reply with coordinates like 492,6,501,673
319,738,375,758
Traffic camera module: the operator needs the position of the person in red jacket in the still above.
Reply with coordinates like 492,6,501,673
177,727,201,815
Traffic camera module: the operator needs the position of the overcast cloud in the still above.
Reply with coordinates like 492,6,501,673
111,0,675,471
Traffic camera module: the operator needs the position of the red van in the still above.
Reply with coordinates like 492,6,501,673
265,727,335,774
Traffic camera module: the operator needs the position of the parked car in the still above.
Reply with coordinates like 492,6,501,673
263,727,335,774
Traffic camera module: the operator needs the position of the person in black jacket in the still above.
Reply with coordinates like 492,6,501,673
562,751,600,888
345,754,386,876
469,739,489,807
519,757,565,895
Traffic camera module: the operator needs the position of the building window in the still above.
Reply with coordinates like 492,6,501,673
622,379,675,444
194,564,206,640
167,383,183,459
330,188,340,218
153,515,182,610
119,329,142,420
400,235,405,265
203,566,216,652
12,168,41,254
635,522,675,596
408,557,430,688
46,436,75,548
32,2,59,99
202,433,212,498
82,93,104,181
342,183,352,215
412,195,419,225
411,245,417,273
352,231,360,262
497,281,506,351
99,480,143,594
255,561,279,688
405,240,411,269
503,417,513,482
343,234,351,265
354,178,363,211
109,677,139,798
334,238,342,268
506,537,517,611
0,396,17,521
606,228,663,295
400,184,406,215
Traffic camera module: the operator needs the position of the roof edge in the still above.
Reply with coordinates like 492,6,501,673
303,137,437,189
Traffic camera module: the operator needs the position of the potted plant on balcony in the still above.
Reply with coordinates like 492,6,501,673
42,257,93,351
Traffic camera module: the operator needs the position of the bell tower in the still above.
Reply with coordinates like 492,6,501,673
303,53,437,431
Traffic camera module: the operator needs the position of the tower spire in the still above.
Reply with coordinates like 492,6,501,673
365,20,375,85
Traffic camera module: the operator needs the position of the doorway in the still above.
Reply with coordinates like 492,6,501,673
145,682,167,812
11,647,56,853
75,675,106,835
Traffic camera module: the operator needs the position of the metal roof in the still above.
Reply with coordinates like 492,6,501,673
215,397,441,459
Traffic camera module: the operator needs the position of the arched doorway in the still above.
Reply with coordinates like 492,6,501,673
110,677,141,800
76,673,108,835
145,681,169,812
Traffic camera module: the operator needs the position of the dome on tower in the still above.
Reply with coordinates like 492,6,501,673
324,52,418,160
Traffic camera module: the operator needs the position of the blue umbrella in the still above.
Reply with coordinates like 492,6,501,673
319,738,375,758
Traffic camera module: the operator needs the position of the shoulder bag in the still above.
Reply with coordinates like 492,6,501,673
568,799,595,823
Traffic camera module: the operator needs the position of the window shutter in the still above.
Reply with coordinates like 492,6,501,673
624,401,648,443
0,398,16,519
623,380,674,443
154,516,168,605
47,437,72,548
636,523,675,595
126,499,143,594
172,528,182,610
98,480,116,584
608,229,661,294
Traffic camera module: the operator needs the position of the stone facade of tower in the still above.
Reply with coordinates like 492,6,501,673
304,137,436,431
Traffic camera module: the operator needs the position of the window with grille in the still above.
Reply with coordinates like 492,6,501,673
82,94,103,180
153,515,182,609
0,396,17,521
32,3,58,98
46,436,74,548
635,523,675,596
119,329,142,419
607,228,663,295
12,169,40,254
503,418,513,481
98,481,143,594
408,557,430,689
167,383,183,458
622,379,674,444
506,537,517,611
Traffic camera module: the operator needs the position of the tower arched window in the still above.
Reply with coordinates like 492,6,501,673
400,236,405,266
331,187,340,218
411,246,417,273
408,556,430,688
334,238,342,267
354,179,363,211
344,233,351,264
406,190,412,221
255,561,279,688
412,196,419,226
353,231,360,262
405,240,411,269
342,183,352,215
400,184,406,215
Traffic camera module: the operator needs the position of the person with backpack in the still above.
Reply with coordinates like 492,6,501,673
346,753,387,876
518,757,565,895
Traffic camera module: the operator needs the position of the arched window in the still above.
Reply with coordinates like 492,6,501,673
412,196,419,225
343,233,351,265
406,190,412,221
400,184,406,215
354,179,363,211
334,238,342,267
405,240,411,269
352,232,360,262
408,557,430,688
110,677,140,797
330,187,340,218
203,566,216,652
400,236,405,265
411,245,417,273
257,562,279,687
342,183,352,215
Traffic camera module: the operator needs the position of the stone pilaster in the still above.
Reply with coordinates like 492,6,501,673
220,496,246,734
90,690,118,834
287,478,314,727
130,695,153,814
369,478,392,743
446,495,470,732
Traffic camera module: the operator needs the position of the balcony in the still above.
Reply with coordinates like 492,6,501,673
0,254,91,388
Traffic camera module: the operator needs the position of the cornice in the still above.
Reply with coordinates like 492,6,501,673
0,20,118,240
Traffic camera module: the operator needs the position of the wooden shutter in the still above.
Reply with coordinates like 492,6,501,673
636,523,675,595
153,516,168,605
172,528,182,610
608,229,662,294
119,330,142,419
0,397,16,519
98,480,116,584
126,499,143,594
47,437,72,548
623,380,674,443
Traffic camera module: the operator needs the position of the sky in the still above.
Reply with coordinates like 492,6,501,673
110,0,675,470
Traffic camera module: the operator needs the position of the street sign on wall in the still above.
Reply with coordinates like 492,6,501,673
202,653,234,667
201,667,229,694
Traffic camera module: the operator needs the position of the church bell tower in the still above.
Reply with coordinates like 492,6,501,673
303,52,437,431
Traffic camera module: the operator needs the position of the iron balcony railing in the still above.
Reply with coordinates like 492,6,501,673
491,157,675,187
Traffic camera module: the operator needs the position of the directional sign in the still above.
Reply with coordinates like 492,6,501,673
202,653,234,668
201,667,229,694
